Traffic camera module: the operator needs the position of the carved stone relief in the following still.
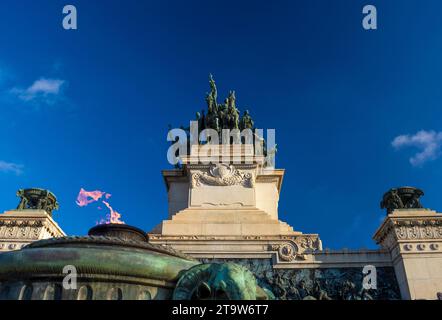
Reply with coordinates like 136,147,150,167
271,242,306,262
191,164,254,188
377,218,442,245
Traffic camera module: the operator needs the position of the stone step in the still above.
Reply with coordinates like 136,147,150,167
160,221,298,236
157,207,299,236
171,211,279,223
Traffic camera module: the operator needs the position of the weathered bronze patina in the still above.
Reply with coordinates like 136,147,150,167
173,263,271,300
169,75,276,164
88,223,148,242
16,188,59,216
380,186,424,215
0,223,198,300
0,222,269,300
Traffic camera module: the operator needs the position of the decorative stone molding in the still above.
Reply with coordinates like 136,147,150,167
271,242,306,262
398,242,441,253
268,235,322,263
191,164,254,188
149,234,320,245
0,220,44,227
149,234,322,266
187,163,257,170
0,210,65,252
297,236,320,251
375,215,442,248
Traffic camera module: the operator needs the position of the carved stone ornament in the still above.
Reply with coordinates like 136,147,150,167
0,220,44,228
191,164,254,188
374,216,442,254
379,219,442,242
295,236,322,252
271,242,306,262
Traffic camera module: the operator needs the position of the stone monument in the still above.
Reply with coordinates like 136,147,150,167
374,187,442,300
0,76,441,300
147,76,442,300
0,188,65,252
149,75,322,260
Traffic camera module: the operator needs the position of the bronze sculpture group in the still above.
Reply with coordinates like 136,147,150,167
199,74,254,133
168,75,275,168
380,187,424,215
16,188,59,217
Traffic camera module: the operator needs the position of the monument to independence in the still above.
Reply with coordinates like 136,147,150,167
0,76,441,300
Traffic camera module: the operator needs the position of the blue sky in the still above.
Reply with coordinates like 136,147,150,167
1,0,442,249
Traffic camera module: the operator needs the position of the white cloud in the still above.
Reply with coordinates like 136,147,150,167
0,160,23,175
392,130,442,166
11,78,65,104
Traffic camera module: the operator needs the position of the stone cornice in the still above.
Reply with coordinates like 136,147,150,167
373,210,442,258
148,233,323,265
162,167,285,193
374,211,442,242
0,210,66,251
148,233,320,242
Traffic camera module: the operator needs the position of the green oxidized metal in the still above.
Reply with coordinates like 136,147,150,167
16,188,59,216
173,263,270,300
0,224,269,300
0,224,199,300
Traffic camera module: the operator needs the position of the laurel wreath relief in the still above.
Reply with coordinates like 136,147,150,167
191,164,254,188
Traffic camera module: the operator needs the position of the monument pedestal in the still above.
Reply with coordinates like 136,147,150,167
149,145,322,258
0,209,65,252
374,209,442,300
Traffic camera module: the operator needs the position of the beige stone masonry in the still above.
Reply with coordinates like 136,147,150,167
0,209,65,252
374,209,442,300
150,144,315,256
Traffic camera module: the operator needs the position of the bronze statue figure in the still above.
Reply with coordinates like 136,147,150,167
313,280,332,300
380,187,424,215
16,188,59,216
209,73,217,104
240,110,254,130
170,74,275,165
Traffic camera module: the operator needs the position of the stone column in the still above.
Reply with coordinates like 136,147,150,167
374,209,442,300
